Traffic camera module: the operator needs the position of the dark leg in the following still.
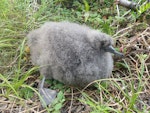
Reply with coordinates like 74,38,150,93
39,76,57,107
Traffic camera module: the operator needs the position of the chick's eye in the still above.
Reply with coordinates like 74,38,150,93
101,41,105,46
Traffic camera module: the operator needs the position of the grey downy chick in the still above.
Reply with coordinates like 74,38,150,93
27,21,123,106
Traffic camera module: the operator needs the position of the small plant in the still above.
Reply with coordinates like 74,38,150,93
49,91,65,112
138,2,150,14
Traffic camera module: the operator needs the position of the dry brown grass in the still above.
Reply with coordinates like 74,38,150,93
0,0,150,112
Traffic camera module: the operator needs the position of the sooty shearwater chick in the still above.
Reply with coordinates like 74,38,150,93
27,21,123,106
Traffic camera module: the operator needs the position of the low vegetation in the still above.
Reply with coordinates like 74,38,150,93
0,0,149,112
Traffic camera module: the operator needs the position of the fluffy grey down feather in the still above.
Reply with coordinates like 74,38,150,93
27,21,113,87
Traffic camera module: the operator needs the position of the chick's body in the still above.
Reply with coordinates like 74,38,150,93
27,22,113,87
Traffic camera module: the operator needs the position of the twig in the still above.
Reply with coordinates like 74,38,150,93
116,0,138,10
113,23,141,38
116,4,120,17
68,87,74,113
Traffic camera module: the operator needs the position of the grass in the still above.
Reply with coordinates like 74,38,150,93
0,0,149,112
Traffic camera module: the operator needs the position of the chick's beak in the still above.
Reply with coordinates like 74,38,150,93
104,46,124,57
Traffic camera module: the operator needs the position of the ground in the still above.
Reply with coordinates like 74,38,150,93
0,0,150,113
